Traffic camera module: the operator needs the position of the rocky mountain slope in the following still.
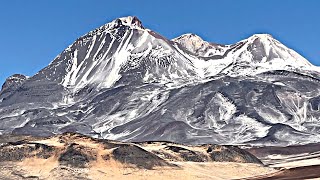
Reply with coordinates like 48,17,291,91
0,16,319,146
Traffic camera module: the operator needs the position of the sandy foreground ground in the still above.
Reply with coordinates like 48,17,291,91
2,134,320,180
2,155,320,180
0,159,275,180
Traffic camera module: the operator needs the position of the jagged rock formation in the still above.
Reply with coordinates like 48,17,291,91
0,74,28,100
0,16,319,146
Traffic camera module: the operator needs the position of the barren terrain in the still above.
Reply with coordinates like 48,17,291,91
1,133,320,179
0,133,273,179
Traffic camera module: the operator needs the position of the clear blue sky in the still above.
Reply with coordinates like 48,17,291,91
0,0,319,85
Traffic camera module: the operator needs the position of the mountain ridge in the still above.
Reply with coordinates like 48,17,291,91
3,16,317,91
0,16,320,146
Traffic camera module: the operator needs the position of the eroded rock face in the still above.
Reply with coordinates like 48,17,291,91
1,74,27,92
0,74,28,102
58,143,96,168
0,141,54,162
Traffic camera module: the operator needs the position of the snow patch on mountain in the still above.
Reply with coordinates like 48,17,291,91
1,16,320,146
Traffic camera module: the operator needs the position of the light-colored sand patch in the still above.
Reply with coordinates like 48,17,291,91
87,161,275,180
18,156,59,178
4,158,275,180
31,137,65,147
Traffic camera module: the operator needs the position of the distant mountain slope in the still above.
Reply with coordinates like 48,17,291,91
0,16,319,146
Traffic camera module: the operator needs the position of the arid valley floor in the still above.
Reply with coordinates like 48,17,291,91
0,133,319,179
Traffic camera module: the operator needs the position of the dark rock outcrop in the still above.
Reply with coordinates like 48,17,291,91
0,133,263,170
112,144,171,169
205,145,262,164
58,143,96,168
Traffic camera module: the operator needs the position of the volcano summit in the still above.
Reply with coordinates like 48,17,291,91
0,16,319,146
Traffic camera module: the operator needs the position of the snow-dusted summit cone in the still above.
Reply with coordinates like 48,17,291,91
0,16,319,146
32,16,200,90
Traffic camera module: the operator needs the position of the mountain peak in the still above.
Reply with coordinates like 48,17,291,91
1,16,320,148
115,16,144,29
230,33,314,69
246,34,276,44
172,33,226,57
250,33,273,39
172,33,204,42
82,16,145,38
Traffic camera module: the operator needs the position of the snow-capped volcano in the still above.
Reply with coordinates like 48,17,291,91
231,34,312,67
0,16,319,146
34,16,200,90
212,33,315,76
